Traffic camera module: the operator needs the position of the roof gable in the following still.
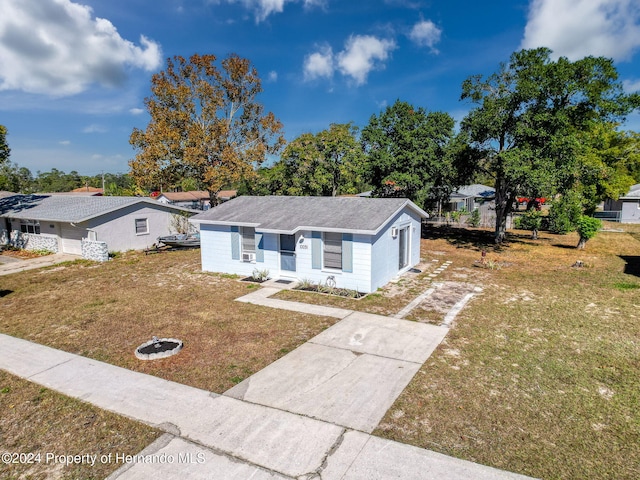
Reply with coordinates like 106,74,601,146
190,196,428,234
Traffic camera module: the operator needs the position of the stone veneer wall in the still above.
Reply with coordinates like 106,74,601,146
1,229,109,261
81,239,109,262
1,230,59,253
23,233,59,252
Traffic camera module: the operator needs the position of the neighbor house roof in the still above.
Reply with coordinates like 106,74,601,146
0,194,196,224
156,190,237,202
190,195,428,235
621,184,640,199
454,184,495,198
157,191,210,202
70,186,103,195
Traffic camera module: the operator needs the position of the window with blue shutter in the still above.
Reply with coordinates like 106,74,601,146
323,232,342,270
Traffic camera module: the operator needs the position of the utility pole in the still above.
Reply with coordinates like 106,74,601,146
101,171,105,195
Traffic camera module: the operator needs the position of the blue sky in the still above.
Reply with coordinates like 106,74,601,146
1,0,639,176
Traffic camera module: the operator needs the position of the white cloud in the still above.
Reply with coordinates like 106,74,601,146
408,20,442,52
303,35,396,86
59,140,71,146
129,108,145,115
0,0,162,96
213,0,324,22
252,0,287,21
623,79,640,92
302,0,327,9
337,35,396,85
303,45,334,81
267,70,278,82
83,124,107,134
521,0,640,61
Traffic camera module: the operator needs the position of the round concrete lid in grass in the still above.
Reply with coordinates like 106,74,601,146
135,336,183,360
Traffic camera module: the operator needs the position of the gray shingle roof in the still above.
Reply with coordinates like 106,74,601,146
621,184,640,199
455,184,495,198
190,196,428,234
0,195,195,223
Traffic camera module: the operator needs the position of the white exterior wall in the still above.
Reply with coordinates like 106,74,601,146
621,200,640,223
370,209,422,292
86,204,184,252
197,205,423,293
200,225,373,290
294,230,373,293
200,224,262,277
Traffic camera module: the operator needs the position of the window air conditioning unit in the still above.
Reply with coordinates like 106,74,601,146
391,227,398,238
242,252,256,262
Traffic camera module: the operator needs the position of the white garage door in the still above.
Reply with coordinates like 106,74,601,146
60,225,85,255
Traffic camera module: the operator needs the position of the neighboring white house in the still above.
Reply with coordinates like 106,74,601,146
447,184,495,212
603,184,640,223
0,194,196,261
190,196,428,294
155,190,237,211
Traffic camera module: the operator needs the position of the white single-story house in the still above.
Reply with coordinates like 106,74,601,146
603,184,640,223
155,190,237,211
0,194,196,261
447,184,495,212
190,196,428,293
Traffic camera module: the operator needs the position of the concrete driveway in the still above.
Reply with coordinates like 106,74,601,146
0,253,80,276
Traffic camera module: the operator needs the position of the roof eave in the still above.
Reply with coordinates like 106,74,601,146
190,219,261,228
75,199,199,223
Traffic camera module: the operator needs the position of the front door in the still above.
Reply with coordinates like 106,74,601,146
280,234,296,273
398,226,409,270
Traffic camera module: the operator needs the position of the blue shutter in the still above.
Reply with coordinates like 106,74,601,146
256,232,264,262
230,226,239,260
311,231,321,269
342,233,353,273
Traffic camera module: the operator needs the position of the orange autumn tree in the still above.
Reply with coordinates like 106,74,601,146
129,53,285,205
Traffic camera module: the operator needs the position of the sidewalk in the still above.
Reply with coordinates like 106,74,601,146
0,333,532,479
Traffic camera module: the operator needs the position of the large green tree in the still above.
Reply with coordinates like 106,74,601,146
129,53,285,205
0,125,9,166
459,48,639,242
35,168,83,192
361,100,455,210
273,122,365,196
575,123,640,213
0,163,33,193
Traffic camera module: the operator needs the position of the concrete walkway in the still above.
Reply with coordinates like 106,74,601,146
0,253,79,275
226,308,448,432
0,333,532,479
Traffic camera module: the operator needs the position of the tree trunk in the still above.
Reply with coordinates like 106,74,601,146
577,237,587,249
208,190,221,209
493,180,511,244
